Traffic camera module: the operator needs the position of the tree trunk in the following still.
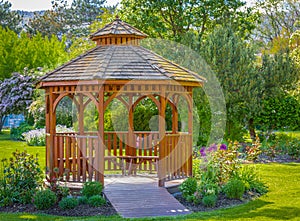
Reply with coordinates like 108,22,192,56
249,118,256,141
0,115,6,133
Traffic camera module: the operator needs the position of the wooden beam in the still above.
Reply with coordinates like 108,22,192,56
97,86,105,184
158,86,166,187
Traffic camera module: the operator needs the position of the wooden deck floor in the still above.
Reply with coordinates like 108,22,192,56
103,176,190,218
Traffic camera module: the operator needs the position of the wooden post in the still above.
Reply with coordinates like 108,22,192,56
45,89,50,173
158,86,166,187
49,88,57,179
127,94,134,156
187,92,193,177
97,87,105,184
78,94,84,135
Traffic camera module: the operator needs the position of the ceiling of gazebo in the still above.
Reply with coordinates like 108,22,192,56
40,45,205,84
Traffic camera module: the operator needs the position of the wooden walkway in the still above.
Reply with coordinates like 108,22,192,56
104,176,190,218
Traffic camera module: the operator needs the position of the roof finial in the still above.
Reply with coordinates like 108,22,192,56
115,15,120,21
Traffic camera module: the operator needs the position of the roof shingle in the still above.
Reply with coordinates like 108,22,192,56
40,45,205,84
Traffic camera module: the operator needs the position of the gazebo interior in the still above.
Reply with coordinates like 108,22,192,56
38,18,204,187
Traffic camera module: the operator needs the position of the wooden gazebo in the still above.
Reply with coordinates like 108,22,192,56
38,18,204,187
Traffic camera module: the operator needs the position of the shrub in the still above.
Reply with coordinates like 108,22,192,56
33,189,57,210
235,166,268,195
10,122,33,141
22,128,46,146
56,186,70,201
87,195,106,207
59,197,78,210
81,181,103,198
223,179,245,199
202,194,217,207
179,177,197,199
78,196,88,205
0,150,43,205
22,125,74,146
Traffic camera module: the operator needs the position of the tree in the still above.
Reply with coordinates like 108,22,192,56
119,0,258,46
0,0,22,33
0,26,69,79
0,72,35,132
27,0,107,38
255,0,300,51
200,26,261,141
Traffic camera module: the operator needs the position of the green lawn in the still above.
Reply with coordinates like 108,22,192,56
0,130,46,170
0,131,300,220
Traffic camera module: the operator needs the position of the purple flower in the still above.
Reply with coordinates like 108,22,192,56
220,144,227,151
200,147,206,157
208,143,217,152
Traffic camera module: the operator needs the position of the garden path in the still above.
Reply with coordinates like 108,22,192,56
103,176,190,218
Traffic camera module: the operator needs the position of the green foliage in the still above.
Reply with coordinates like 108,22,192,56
235,166,268,195
200,26,259,142
56,186,70,200
202,194,217,208
87,195,106,207
179,177,197,200
223,179,245,200
58,197,78,210
78,196,88,205
0,150,43,205
256,94,300,131
27,0,107,38
260,132,300,159
243,138,262,161
81,181,103,198
0,0,22,33
33,189,57,210
120,0,258,43
10,122,33,141
0,27,69,79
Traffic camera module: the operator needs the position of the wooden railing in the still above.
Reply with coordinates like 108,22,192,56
50,131,192,183
160,133,193,182
51,131,162,182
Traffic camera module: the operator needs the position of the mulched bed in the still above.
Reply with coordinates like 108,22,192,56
0,202,117,217
175,191,260,212
255,154,300,164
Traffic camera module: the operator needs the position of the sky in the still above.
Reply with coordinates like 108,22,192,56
8,0,121,11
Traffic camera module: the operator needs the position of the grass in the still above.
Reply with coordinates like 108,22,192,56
0,129,46,170
0,131,300,220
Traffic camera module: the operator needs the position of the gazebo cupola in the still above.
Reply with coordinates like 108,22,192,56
39,17,205,187
90,16,148,46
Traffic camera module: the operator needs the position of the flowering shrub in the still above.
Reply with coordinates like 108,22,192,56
0,150,43,206
22,125,74,146
180,142,268,207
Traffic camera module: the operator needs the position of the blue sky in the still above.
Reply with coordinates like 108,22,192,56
8,0,121,11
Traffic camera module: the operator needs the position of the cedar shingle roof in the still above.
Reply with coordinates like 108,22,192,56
90,18,148,40
40,45,204,84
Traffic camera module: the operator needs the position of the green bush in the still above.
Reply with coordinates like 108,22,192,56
260,132,300,159
87,195,106,207
179,177,197,199
0,150,43,205
223,179,245,199
58,197,78,210
56,186,70,200
10,122,33,141
33,189,57,210
202,194,217,207
78,196,88,205
236,166,268,195
81,181,103,198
